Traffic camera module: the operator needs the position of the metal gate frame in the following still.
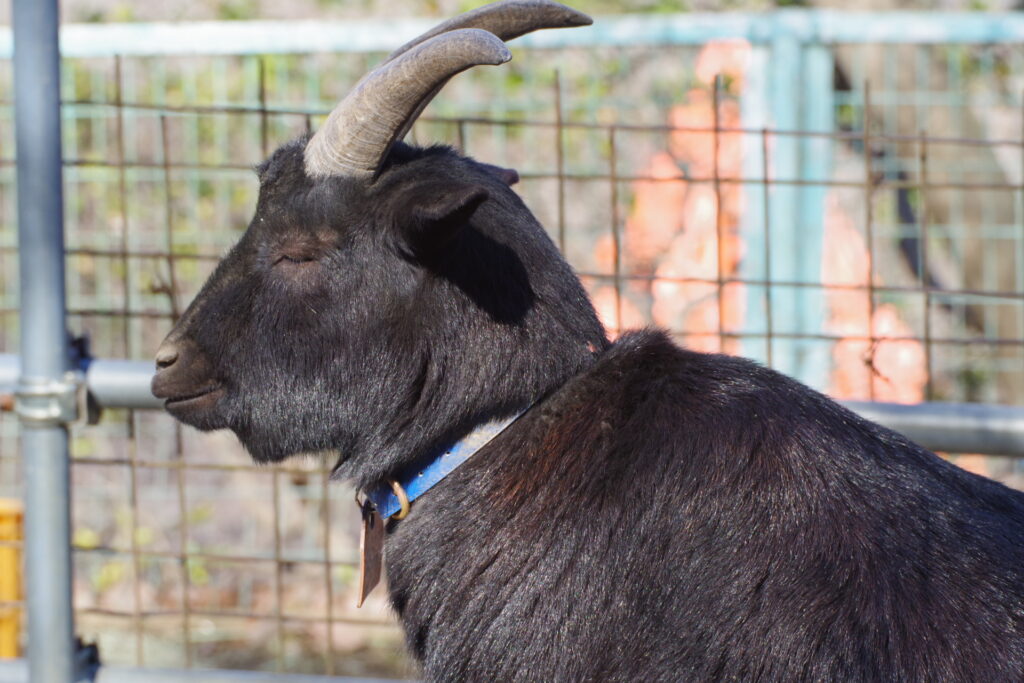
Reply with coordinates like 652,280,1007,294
4,4,1024,682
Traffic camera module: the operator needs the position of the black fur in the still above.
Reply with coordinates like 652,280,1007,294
160,138,605,488
155,135,1024,681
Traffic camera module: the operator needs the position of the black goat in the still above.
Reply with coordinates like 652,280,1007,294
152,2,1024,680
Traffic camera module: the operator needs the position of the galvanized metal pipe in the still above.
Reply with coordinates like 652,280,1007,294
0,355,16,395
1,355,163,411
5,11,1024,59
84,359,163,410
12,0,76,681
4,352,1024,457
846,400,1024,459
0,659,403,683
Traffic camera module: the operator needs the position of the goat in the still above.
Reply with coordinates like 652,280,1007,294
151,2,1024,680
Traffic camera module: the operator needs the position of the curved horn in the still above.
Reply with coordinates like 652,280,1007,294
381,0,593,146
304,29,511,179
386,0,592,63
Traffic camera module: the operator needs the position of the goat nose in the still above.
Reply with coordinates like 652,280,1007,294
155,342,180,370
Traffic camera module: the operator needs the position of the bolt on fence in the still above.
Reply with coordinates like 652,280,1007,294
1,9,1024,680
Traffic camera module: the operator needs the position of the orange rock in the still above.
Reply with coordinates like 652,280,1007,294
591,286,645,340
822,200,928,403
623,152,687,272
954,454,990,477
821,203,870,289
695,39,752,93
593,233,617,272
668,91,743,181
821,205,872,335
828,304,928,403
870,305,928,404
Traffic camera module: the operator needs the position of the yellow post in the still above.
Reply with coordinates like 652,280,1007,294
0,498,23,658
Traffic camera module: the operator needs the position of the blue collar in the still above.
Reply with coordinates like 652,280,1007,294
366,413,522,520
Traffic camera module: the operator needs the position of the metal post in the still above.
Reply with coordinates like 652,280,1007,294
767,30,802,382
12,1,77,682
796,43,834,389
740,44,770,365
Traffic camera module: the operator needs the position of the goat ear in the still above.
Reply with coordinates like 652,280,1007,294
479,162,519,186
406,182,489,252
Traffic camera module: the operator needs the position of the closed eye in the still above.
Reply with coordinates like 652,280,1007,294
271,253,322,283
275,254,317,265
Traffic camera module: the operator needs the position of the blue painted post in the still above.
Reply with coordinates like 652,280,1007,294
740,45,771,365
767,31,802,380
743,16,831,388
797,43,834,391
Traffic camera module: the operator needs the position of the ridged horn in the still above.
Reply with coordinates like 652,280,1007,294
386,0,592,63
381,0,593,146
304,28,511,179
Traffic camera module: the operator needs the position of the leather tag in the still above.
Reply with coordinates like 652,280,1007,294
357,500,384,608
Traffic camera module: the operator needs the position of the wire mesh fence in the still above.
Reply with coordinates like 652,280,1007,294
1,13,1024,678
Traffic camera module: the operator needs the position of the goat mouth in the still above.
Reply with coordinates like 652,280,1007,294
163,385,225,414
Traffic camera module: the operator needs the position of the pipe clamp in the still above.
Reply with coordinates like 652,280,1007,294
14,372,86,427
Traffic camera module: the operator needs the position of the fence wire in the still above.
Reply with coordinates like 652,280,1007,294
0,33,1023,678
